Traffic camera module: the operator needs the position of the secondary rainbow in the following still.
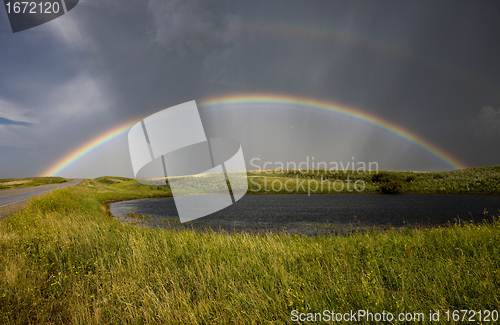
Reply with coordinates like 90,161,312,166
40,93,467,176
228,22,499,101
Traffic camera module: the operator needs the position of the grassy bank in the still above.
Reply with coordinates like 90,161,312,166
0,176,499,324
107,165,499,196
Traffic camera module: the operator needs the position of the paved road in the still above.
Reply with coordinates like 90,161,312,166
0,179,82,218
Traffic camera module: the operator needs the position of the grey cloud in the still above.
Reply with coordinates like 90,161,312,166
147,0,215,54
0,98,38,124
146,0,240,55
471,106,500,139
0,70,114,149
0,117,34,126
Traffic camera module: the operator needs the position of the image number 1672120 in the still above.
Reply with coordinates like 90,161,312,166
5,1,61,14
3,0,79,33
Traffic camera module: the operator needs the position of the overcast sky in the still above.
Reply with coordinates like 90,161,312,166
1,0,499,179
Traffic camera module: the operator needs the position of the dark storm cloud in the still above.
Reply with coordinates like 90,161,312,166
471,106,500,139
1,0,499,177
147,0,241,54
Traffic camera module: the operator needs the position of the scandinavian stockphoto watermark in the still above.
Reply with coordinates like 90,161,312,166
248,156,378,194
127,101,248,223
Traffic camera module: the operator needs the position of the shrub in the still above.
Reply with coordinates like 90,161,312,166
405,175,416,182
378,180,403,194
371,172,394,183
432,173,445,179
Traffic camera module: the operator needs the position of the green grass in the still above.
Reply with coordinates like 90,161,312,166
91,165,500,196
0,177,69,190
0,173,499,324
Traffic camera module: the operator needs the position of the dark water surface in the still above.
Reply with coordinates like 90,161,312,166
109,194,500,235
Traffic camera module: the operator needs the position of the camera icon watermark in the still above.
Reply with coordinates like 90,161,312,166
127,101,248,223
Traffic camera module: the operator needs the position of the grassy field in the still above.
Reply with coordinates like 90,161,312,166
121,165,500,196
0,168,499,324
0,177,69,190
245,165,500,195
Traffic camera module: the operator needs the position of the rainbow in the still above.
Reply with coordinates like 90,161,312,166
40,93,467,176
200,94,467,170
40,119,136,176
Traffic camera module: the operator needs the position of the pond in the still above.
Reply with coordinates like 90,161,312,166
109,194,500,235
